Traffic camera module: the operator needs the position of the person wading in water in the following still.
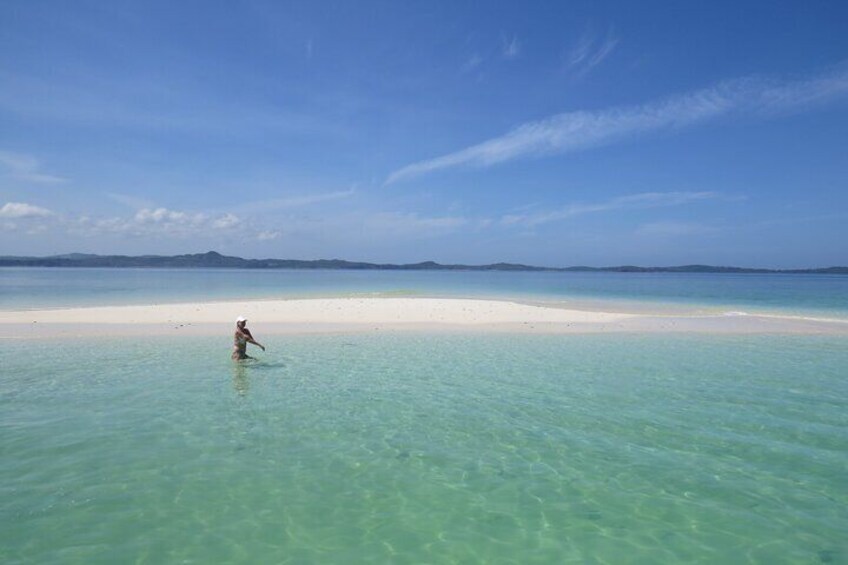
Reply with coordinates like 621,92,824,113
232,316,265,360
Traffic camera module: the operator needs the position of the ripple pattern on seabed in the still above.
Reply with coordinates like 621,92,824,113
1,334,846,563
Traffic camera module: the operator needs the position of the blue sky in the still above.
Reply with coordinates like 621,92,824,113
1,0,846,267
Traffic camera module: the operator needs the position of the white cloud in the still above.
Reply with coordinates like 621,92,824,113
0,201,55,218
132,207,241,234
0,200,287,243
567,27,618,75
501,192,722,228
0,151,66,184
212,213,240,229
68,207,242,238
502,35,521,60
257,230,281,241
135,207,200,224
386,67,848,184
567,33,593,67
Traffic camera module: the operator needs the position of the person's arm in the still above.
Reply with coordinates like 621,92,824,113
241,328,265,351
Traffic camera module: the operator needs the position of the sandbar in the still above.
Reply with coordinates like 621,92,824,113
1,297,846,339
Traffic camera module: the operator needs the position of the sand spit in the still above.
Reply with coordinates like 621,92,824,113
1,297,846,338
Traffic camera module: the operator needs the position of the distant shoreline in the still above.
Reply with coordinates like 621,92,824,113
1,251,845,274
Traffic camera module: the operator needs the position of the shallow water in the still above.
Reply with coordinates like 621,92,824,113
2,268,848,319
2,334,846,563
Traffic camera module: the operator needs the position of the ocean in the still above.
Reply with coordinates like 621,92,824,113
2,267,848,318
1,269,847,563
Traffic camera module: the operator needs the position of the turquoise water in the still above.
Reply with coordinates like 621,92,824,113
2,267,848,318
2,334,846,563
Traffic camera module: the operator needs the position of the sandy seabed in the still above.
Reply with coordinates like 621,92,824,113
1,297,846,339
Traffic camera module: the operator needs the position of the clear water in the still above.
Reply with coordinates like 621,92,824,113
2,267,848,318
2,334,846,563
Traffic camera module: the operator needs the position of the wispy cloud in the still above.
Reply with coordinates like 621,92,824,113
105,192,155,210
502,34,521,60
233,187,356,215
6,194,486,247
462,53,484,73
501,192,722,228
0,201,55,218
386,67,848,184
0,71,344,139
567,27,618,76
635,221,720,237
265,188,355,208
364,212,484,237
0,151,66,184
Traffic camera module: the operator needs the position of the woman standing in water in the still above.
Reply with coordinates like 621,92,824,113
232,316,265,360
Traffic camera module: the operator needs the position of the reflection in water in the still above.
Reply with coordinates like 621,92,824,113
231,358,287,396
232,362,250,396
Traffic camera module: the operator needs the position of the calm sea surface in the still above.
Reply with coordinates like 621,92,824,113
2,267,848,318
2,270,847,562
1,334,846,563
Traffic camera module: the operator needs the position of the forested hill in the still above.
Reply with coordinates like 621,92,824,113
1,251,846,274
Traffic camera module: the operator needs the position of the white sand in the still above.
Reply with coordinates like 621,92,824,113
1,297,847,339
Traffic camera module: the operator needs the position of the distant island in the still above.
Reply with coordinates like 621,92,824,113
0,251,845,274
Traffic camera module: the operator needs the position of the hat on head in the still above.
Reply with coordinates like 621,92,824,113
236,316,247,323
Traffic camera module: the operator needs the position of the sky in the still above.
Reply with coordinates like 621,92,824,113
1,0,847,267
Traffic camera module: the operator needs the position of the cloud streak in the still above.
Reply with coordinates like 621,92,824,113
567,27,618,76
386,68,848,184
233,187,356,215
635,221,720,237
0,151,66,184
105,192,155,210
364,212,487,237
501,191,722,228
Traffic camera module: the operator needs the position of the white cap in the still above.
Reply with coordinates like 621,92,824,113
236,316,247,323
